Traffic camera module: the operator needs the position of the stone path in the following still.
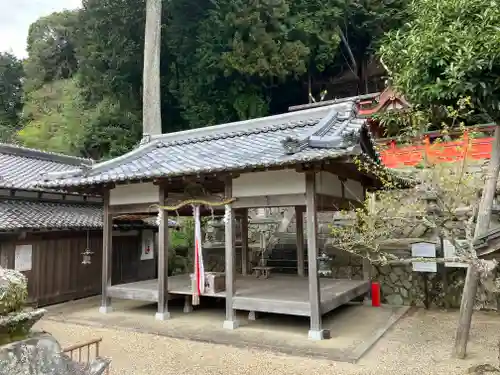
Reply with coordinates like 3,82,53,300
36,308,500,375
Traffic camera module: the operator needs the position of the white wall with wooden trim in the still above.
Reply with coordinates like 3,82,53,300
109,182,159,206
232,170,305,197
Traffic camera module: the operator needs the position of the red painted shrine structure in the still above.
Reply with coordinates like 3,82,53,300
360,87,495,168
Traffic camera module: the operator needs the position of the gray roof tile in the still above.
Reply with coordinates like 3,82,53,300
39,101,379,188
0,199,177,231
0,200,102,230
0,143,92,190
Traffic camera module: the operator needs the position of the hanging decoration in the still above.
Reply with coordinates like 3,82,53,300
152,195,236,306
192,205,204,305
81,230,94,265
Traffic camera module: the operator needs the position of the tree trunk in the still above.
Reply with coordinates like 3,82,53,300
142,0,162,136
454,124,500,358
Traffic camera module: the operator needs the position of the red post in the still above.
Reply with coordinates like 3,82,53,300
371,281,381,307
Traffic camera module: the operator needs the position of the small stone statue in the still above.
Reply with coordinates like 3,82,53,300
0,267,111,375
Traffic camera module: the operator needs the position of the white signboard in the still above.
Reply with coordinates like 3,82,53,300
411,242,437,273
140,229,155,260
14,245,32,272
443,239,468,268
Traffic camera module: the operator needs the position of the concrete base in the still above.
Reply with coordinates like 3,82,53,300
308,329,331,341
155,312,171,321
183,296,193,313
98,306,113,314
248,311,257,321
223,320,240,330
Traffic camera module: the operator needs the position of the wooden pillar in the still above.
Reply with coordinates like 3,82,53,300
295,206,305,276
156,185,170,320
223,177,239,329
142,0,162,136
241,208,249,276
99,189,113,314
305,172,328,340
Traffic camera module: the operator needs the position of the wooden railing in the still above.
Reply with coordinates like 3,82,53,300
379,130,494,168
62,338,110,374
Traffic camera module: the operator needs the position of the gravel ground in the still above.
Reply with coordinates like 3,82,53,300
36,309,500,375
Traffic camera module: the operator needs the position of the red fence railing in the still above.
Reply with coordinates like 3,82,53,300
379,133,494,168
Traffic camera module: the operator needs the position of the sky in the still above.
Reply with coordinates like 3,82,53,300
0,0,82,58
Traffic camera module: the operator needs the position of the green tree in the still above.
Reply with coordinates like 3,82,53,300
379,0,500,359
19,79,141,159
24,11,79,92
0,53,23,141
380,0,500,122
19,79,86,154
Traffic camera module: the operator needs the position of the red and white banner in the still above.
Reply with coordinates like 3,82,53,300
193,205,205,299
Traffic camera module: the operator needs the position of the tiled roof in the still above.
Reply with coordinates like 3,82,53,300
0,199,177,231
0,143,93,190
38,101,379,188
0,200,102,230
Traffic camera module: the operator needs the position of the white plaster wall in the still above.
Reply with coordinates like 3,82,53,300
232,170,305,197
315,171,342,196
109,182,159,205
344,179,364,201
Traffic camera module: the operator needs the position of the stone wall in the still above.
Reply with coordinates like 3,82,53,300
372,264,499,310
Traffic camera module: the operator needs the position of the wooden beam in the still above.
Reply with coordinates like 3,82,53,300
99,189,113,314
223,177,239,329
156,185,170,320
109,203,158,215
232,194,306,209
295,206,305,277
316,194,362,211
240,208,249,276
305,172,328,340
455,124,500,358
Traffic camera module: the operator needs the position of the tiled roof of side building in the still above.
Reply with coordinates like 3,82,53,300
0,143,93,190
38,101,382,188
0,200,178,231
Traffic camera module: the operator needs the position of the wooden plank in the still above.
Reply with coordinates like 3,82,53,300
108,285,158,302
232,194,305,209
321,281,370,314
240,208,249,276
305,172,325,339
295,206,305,276
232,297,310,316
223,177,238,329
109,203,158,215
106,275,370,317
156,185,170,320
100,190,113,313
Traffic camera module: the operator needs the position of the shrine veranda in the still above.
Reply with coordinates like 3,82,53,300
36,101,395,340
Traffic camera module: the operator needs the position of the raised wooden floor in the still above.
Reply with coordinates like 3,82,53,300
107,275,370,317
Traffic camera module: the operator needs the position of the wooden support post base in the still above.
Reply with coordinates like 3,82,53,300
99,306,113,314
184,296,193,313
223,320,240,330
248,311,257,321
308,329,330,341
155,312,171,321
